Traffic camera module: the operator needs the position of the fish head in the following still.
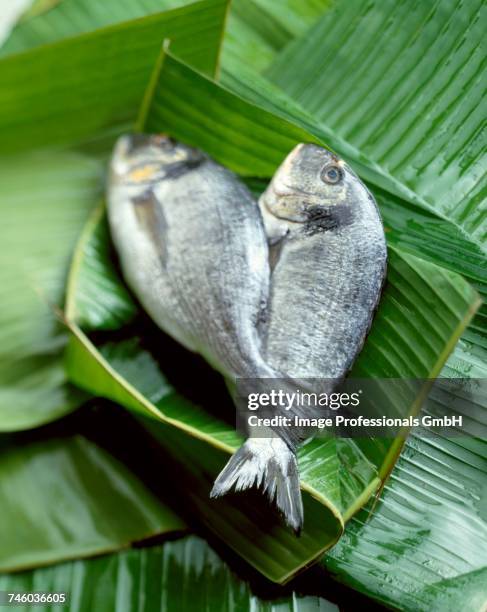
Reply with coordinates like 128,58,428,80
109,134,205,187
260,143,370,232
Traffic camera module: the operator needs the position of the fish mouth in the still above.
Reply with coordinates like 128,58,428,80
262,187,332,223
278,184,319,198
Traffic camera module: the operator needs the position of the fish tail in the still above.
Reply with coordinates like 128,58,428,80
210,437,303,534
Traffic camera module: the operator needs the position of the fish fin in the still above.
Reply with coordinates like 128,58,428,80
210,437,303,534
132,189,168,266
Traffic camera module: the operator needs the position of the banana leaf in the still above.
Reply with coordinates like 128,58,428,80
0,432,185,572
0,0,228,432
1,0,483,604
219,53,487,330
220,0,487,388
323,431,487,611
1,0,328,77
16,0,65,23
267,0,486,247
262,0,487,369
0,0,199,56
0,536,339,612
0,151,101,431
231,2,487,606
0,0,229,154
221,0,330,75
62,203,478,585
62,53,479,583
65,322,345,584
324,431,487,612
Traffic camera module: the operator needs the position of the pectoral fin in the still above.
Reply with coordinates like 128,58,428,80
132,190,168,266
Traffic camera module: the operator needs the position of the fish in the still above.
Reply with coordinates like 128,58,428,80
213,144,387,532
108,135,305,532
259,143,387,380
107,134,274,380
107,136,387,535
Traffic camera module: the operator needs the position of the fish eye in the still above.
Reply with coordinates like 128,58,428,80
320,164,343,185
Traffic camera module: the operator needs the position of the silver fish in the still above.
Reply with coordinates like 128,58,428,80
259,143,387,379
108,135,303,532
107,136,386,535
213,144,387,532
108,134,275,380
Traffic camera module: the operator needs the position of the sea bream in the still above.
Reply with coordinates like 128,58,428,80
212,144,387,532
107,134,276,380
259,143,387,379
108,135,305,532
107,136,387,535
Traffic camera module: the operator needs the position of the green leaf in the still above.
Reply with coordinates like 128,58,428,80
0,356,85,432
2,0,328,79
221,0,330,75
0,434,185,572
0,152,102,360
0,0,229,154
409,567,487,612
217,66,487,363
218,79,487,610
375,186,487,394
266,0,486,251
66,205,137,331
218,59,487,330
253,9,487,605
220,9,487,390
1,0,198,56
142,54,321,177
0,0,229,431
63,50,478,577
180,74,487,536
0,150,102,431
0,535,339,611
65,327,346,584
18,0,64,23
324,433,487,611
